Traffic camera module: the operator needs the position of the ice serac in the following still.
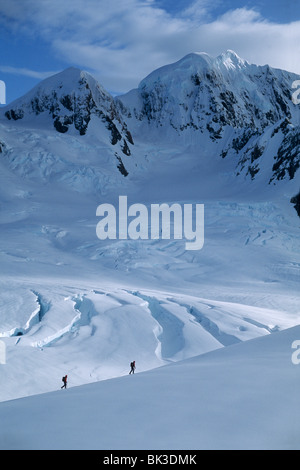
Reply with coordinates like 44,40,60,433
117,50,300,186
1,67,134,156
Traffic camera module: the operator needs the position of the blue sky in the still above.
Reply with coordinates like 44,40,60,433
0,0,300,104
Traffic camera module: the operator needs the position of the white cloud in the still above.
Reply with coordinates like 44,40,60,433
0,1,299,93
179,0,221,21
0,65,58,80
196,9,300,76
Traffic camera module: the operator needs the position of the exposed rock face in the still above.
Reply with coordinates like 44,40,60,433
291,191,300,217
271,128,300,182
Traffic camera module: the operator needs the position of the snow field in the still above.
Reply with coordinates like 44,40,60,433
0,279,298,403
1,324,300,450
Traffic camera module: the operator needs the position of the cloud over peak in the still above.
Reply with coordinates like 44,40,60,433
1,0,300,94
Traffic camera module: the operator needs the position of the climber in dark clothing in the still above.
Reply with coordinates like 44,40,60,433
61,375,67,389
129,361,136,374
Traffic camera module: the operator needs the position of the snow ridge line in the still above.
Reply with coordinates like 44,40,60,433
31,311,81,349
31,294,101,348
169,300,241,347
131,291,185,361
0,290,46,338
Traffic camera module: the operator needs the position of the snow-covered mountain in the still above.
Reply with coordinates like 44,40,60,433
4,67,133,149
0,51,299,450
118,50,300,186
1,67,134,184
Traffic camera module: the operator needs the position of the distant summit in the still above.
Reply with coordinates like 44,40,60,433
1,66,134,155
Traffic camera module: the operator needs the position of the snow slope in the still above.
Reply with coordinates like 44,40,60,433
1,324,300,450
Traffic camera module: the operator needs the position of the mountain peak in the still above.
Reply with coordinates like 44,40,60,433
216,50,248,69
0,66,134,155
177,51,214,66
220,49,245,61
138,50,249,89
119,49,300,186
1,67,106,116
